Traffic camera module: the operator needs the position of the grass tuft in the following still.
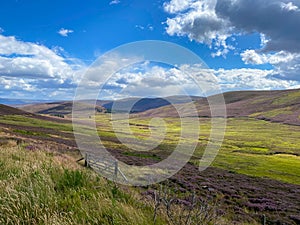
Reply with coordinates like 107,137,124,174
0,144,166,225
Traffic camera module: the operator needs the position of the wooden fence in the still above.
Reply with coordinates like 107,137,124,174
84,153,128,182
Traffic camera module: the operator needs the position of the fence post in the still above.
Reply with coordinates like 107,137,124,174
85,153,88,167
262,214,266,225
114,161,118,178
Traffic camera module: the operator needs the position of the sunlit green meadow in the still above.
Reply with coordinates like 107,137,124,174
94,114,300,185
1,113,299,185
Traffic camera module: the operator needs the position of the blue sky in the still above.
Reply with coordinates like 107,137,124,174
0,0,300,100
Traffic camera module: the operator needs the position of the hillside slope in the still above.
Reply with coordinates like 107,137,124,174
103,96,201,113
18,88,300,125
0,104,33,116
138,89,300,126
21,101,106,117
20,96,202,115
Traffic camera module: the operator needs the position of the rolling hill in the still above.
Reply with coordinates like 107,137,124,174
18,88,300,125
1,93,300,224
137,89,300,126
102,96,202,113
0,104,32,116
21,101,106,117
20,96,202,116
0,98,51,106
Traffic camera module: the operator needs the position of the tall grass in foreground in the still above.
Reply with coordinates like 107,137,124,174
0,144,165,225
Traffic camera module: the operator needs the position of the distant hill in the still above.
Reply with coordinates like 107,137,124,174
20,96,202,116
21,101,106,117
103,96,202,113
0,98,52,106
18,89,300,125
138,89,300,126
0,104,32,116
0,104,72,123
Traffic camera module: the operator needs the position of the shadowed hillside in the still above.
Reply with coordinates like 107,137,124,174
0,104,33,116
103,96,202,113
20,96,202,115
21,101,106,118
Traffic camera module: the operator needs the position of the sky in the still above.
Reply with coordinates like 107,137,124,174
0,0,300,100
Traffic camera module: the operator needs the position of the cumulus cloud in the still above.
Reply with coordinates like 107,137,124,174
58,28,74,37
0,34,83,99
215,68,300,90
90,62,299,99
164,0,300,52
215,0,300,53
280,2,299,12
241,50,300,81
1,32,298,100
164,0,300,81
81,61,219,99
164,0,233,53
241,50,296,65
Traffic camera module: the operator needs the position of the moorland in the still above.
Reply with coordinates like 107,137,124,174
0,89,300,224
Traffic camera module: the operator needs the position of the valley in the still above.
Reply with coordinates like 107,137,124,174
1,89,300,224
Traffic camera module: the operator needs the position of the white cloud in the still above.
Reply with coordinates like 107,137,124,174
0,77,34,91
215,68,300,90
92,62,299,99
241,49,300,81
163,0,195,13
260,34,269,48
241,50,265,65
163,0,300,80
91,62,214,99
241,50,297,65
135,25,145,30
0,27,4,33
148,25,154,31
58,28,74,37
0,35,78,79
135,24,154,31
164,0,233,50
164,0,300,53
281,2,299,11
109,0,120,5
0,34,84,99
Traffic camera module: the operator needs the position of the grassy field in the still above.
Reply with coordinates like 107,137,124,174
94,114,300,185
0,115,73,132
1,113,299,184
1,113,300,224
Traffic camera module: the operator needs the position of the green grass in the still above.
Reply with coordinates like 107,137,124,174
94,114,300,185
250,107,294,118
0,145,166,225
123,151,161,160
271,91,300,105
13,129,50,137
199,118,300,184
212,152,300,184
0,115,73,132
